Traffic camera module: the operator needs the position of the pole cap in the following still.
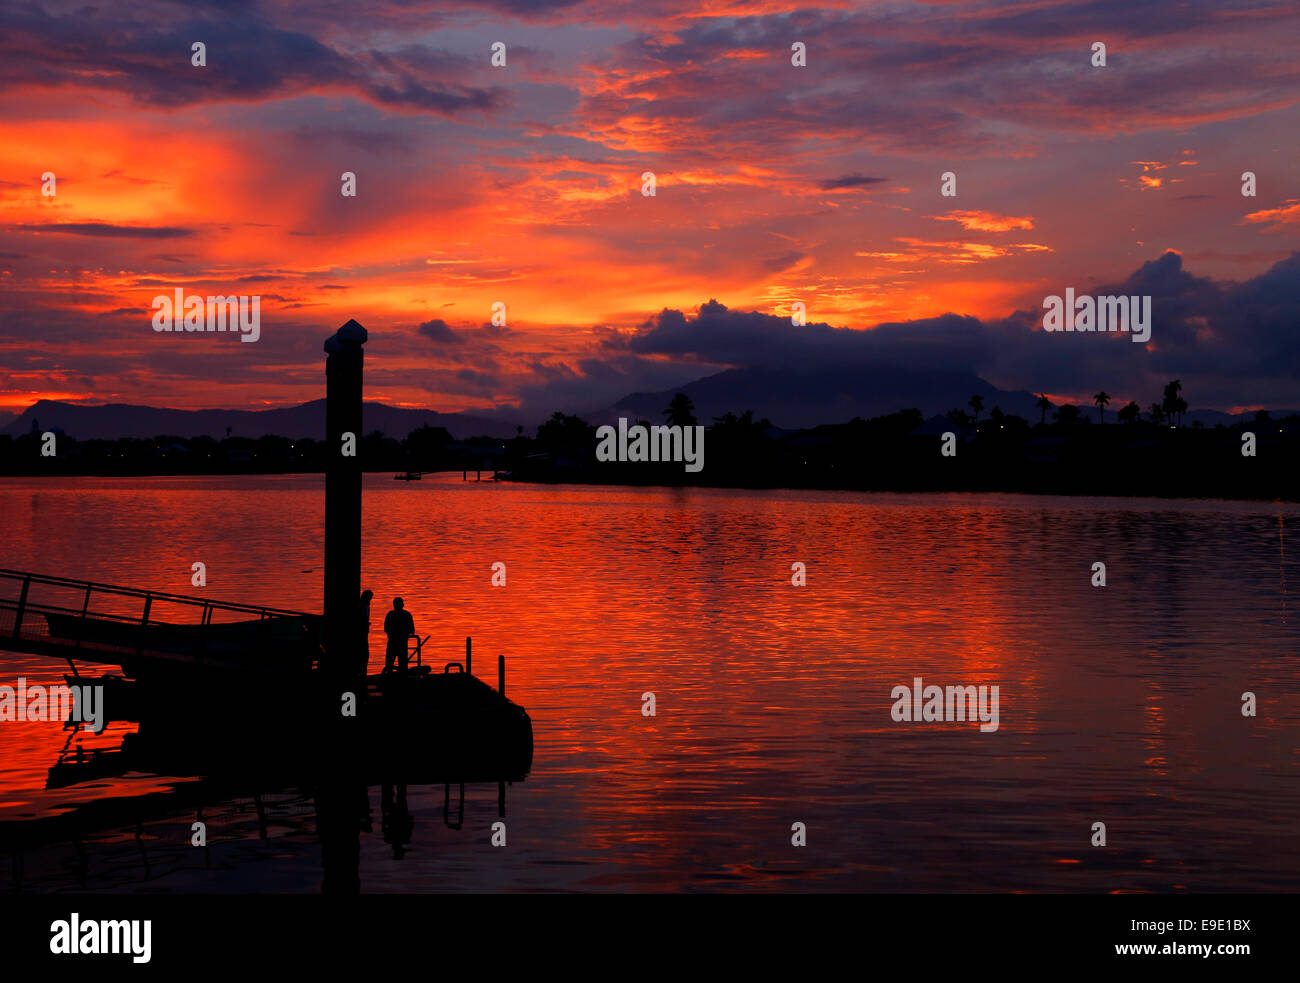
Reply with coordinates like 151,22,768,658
324,319,368,353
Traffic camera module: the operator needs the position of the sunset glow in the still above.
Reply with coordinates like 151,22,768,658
1,0,1297,420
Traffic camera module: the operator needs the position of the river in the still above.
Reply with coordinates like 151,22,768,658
1,475,1297,892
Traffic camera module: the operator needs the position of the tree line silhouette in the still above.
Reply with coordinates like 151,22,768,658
953,379,1193,430
1,382,1295,501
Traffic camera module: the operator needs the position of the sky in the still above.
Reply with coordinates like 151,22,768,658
0,0,1297,421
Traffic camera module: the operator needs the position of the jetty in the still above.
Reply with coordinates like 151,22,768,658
393,468,501,481
0,563,531,781
0,318,534,787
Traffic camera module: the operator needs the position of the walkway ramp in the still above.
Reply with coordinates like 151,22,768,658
0,568,321,675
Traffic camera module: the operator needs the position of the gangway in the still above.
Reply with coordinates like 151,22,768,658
0,567,321,676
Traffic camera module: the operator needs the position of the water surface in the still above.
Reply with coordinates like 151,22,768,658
1,475,1297,892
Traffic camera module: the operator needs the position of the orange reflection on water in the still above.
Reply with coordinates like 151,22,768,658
1,476,1298,891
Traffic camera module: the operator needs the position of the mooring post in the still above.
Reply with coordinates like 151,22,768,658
498,654,504,696
323,319,368,683
465,635,472,677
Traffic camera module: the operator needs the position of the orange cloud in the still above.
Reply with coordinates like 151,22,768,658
1243,200,1300,230
928,210,1035,232
857,239,1053,265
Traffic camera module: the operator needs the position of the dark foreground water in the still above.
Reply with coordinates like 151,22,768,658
1,475,1297,892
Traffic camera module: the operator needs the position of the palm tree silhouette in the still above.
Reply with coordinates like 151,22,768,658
1093,391,1110,424
1117,400,1140,424
1162,380,1183,426
968,394,984,425
664,393,697,427
1149,403,1164,426
1036,393,1052,426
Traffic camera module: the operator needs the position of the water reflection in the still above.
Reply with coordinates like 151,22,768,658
1,476,1298,892
3,723,520,895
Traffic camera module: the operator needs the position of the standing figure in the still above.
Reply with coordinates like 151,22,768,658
383,597,415,674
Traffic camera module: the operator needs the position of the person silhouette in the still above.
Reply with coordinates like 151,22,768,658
383,596,415,674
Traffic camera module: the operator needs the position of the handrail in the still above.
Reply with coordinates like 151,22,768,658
0,570,325,676
0,568,316,620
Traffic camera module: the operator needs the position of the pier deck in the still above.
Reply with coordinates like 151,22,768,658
0,567,534,781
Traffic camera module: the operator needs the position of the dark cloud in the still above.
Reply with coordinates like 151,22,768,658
623,299,987,374
761,252,805,273
481,0,587,13
818,175,889,190
417,318,464,344
574,1,1300,163
0,4,506,116
14,222,193,239
981,251,1300,409
615,251,1300,411
455,368,499,387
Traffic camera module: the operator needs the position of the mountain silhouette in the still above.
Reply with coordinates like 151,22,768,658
609,364,1043,429
1,399,520,441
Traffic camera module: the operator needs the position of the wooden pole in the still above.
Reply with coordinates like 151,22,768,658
323,319,367,683
498,654,504,696
465,635,472,677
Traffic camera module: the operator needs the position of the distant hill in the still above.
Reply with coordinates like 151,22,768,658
608,364,1044,429
4,390,1289,444
1,399,521,441
606,365,1296,430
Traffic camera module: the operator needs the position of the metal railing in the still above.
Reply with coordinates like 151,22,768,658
0,567,321,672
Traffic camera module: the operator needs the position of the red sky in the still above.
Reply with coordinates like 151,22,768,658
1,0,1298,418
